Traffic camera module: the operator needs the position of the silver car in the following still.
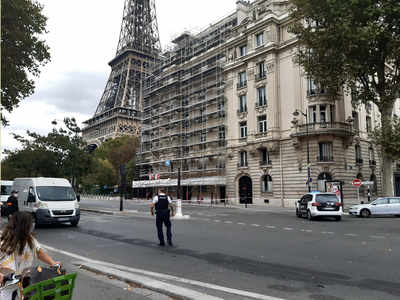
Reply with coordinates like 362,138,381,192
349,197,400,217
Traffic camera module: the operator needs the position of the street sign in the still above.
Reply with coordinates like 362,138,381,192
352,179,362,187
362,181,374,185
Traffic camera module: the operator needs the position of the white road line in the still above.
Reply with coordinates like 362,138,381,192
41,245,284,300
214,220,221,222
237,222,246,225
344,233,358,237
283,227,293,231
370,235,385,239
301,229,312,232
321,231,334,235
251,224,261,227
203,218,211,221
224,221,233,224
265,225,276,229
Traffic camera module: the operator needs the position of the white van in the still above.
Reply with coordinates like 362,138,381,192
13,178,80,226
1,180,14,204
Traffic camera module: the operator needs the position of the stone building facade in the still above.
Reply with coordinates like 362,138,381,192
222,0,400,206
135,0,399,204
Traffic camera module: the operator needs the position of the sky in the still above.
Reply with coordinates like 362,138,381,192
1,0,237,153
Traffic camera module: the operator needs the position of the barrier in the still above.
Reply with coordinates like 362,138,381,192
172,199,190,219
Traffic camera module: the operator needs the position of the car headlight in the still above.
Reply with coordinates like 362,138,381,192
35,201,48,209
74,201,80,209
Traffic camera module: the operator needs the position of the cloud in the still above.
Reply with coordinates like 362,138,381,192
30,70,107,115
1,101,91,153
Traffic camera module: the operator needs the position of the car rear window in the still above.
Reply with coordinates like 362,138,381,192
315,194,339,203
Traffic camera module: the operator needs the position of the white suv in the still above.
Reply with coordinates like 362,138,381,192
296,192,343,221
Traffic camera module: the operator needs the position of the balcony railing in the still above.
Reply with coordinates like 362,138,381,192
317,156,334,162
369,160,376,166
307,88,327,97
292,122,354,137
255,73,266,81
356,158,363,164
260,160,272,166
237,81,247,89
237,162,248,168
237,107,247,114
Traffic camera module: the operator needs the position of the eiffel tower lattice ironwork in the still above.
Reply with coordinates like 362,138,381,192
82,0,161,147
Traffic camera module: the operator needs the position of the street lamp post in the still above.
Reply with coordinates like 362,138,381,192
294,109,311,192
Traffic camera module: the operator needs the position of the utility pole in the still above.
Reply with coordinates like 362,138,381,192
120,164,126,211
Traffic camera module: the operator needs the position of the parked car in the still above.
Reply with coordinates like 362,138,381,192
296,192,343,221
348,197,400,217
1,180,13,217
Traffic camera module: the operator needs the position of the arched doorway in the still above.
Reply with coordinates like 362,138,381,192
317,172,332,192
370,173,377,195
239,176,253,204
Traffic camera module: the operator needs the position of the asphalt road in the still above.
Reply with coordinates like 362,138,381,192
30,199,400,299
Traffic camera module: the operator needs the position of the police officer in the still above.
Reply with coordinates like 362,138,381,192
151,188,174,246
6,190,19,219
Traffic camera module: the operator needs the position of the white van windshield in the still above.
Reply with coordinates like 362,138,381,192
36,186,76,201
1,185,12,195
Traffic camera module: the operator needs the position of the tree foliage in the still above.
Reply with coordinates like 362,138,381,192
94,135,139,179
370,116,400,160
1,0,51,126
289,0,400,195
2,118,92,187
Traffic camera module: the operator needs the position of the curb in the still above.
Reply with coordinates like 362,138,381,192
79,263,223,300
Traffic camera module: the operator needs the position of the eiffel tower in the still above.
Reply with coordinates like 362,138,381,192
82,0,161,148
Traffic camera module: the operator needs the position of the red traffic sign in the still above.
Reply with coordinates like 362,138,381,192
352,179,362,187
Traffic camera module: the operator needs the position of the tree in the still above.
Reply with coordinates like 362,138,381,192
94,135,139,180
1,0,51,126
370,116,400,161
289,0,400,196
2,118,93,187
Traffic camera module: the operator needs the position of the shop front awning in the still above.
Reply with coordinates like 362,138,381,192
132,176,226,188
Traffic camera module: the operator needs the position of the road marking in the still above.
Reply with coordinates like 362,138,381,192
265,225,276,229
214,220,221,223
42,245,284,300
224,221,233,224
251,224,261,227
203,218,211,221
283,227,293,231
321,231,334,235
237,222,246,225
344,233,358,237
300,229,312,232
370,235,385,239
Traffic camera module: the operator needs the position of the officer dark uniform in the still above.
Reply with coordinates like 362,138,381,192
6,190,19,219
151,189,174,246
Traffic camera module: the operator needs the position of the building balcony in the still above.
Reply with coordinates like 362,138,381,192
317,156,334,162
356,158,363,165
237,162,248,168
291,122,354,138
369,160,376,166
255,73,267,81
237,81,247,90
259,160,272,166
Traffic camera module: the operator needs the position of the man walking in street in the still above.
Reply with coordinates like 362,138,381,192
6,190,19,220
151,188,174,246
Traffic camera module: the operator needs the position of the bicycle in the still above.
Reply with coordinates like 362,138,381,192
1,265,77,300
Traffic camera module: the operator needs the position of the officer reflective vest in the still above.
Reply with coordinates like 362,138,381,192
155,194,169,212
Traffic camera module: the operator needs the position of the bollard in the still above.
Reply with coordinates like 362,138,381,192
173,199,190,219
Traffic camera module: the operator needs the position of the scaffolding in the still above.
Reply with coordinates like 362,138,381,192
137,13,238,201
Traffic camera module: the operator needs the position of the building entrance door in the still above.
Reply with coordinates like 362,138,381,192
239,176,253,204
395,173,400,197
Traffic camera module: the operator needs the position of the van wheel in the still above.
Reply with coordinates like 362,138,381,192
360,209,371,218
71,220,79,227
307,210,313,221
296,209,301,218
